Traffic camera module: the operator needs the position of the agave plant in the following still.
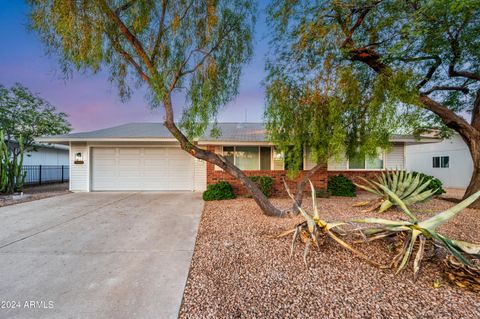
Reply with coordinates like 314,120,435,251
278,179,380,267
354,170,437,213
354,184,480,279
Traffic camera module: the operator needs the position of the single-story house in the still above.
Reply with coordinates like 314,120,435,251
406,133,473,188
37,122,439,195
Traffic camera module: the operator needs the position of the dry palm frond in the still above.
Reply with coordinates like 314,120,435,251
444,255,480,292
354,184,480,280
354,170,437,213
278,179,380,267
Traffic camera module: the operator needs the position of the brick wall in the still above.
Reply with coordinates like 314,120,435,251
205,145,384,197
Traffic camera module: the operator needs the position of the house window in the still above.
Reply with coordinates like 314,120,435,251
348,151,384,170
433,156,449,168
223,146,272,170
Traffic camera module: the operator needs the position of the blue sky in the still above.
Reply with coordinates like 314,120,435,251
0,1,270,132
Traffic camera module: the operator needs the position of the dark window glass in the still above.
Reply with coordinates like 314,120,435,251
441,156,449,168
433,157,440,168
260,147,271,170
223,146,234,164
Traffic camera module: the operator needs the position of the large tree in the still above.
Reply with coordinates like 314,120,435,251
28,0,284,216
265,61,409,209
0,83,71,155
269,0,480,205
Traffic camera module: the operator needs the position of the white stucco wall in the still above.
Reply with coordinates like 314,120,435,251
23,147,69,165
405,134,472,188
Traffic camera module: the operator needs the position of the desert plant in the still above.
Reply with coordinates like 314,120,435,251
250,176,273,198
0,131,8,193
202,181,236,201
328,174,356,197
278,179,379,266
354,184,480,279
412,172,445,196
354,170,437,213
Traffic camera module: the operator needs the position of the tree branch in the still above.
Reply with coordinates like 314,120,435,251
97,0,156,76
419,93,476,137
151,0,168,63
416,56,442,88
422,85,469,95
106,32,151,83
472,89,480,130
115,0,138,14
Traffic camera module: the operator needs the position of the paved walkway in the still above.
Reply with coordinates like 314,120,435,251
0,192,203,319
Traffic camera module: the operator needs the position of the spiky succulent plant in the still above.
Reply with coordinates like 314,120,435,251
278,179,380,267
354,184,480,279
354,170,437,213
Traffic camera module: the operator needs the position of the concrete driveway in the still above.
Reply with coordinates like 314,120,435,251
0,192,203,319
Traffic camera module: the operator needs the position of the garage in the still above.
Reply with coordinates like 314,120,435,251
91,147,194,191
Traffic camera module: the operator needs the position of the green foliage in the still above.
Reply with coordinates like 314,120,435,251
250,176,273,198
412,172,445,196
202,181,236,201
0,131,26,194
28,0,254,139
0,84,71,155
266,0,480,137
328,175,356,197
355,170,438,213
315,188,331,198
265,2,418,179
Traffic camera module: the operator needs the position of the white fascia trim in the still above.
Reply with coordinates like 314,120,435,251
36,137,182,143
197,141,274,146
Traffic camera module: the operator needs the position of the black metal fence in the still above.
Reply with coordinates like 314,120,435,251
22,165,69,185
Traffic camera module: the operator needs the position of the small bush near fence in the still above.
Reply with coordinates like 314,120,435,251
203,181,236,201
250,176,273,198
411,171,446,195
328,174,356,197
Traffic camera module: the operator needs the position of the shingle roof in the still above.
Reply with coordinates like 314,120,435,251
38,122,439,143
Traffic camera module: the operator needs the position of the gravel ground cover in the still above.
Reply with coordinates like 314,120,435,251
180,193,480,318
0,182,70,207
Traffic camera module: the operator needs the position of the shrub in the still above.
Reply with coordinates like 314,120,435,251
328,174,356,197
202,181,236,201
315,188,331,198
411,171,445,195
250,176,273,197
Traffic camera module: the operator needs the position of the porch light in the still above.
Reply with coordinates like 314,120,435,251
74,152,84,164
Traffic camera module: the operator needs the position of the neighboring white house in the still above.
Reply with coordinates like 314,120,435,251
406,134,473,188
23,143,69,166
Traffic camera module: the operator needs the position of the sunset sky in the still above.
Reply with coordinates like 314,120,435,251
0,1,269,132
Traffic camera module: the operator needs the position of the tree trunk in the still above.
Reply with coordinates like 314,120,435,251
462,137,480,208
162,97,284,217
291,161,327,213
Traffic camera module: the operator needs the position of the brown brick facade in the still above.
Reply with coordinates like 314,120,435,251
205,145,384,197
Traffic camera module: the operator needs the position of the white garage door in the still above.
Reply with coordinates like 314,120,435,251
91,147,194,191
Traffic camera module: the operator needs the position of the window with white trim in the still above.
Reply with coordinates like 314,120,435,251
223,146,272,170
433,156,449,168
348,151,384,170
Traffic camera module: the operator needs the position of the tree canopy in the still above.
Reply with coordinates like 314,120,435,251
266,1,422,176
0,83,71,154
29,0,254,138
267,0,480,136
